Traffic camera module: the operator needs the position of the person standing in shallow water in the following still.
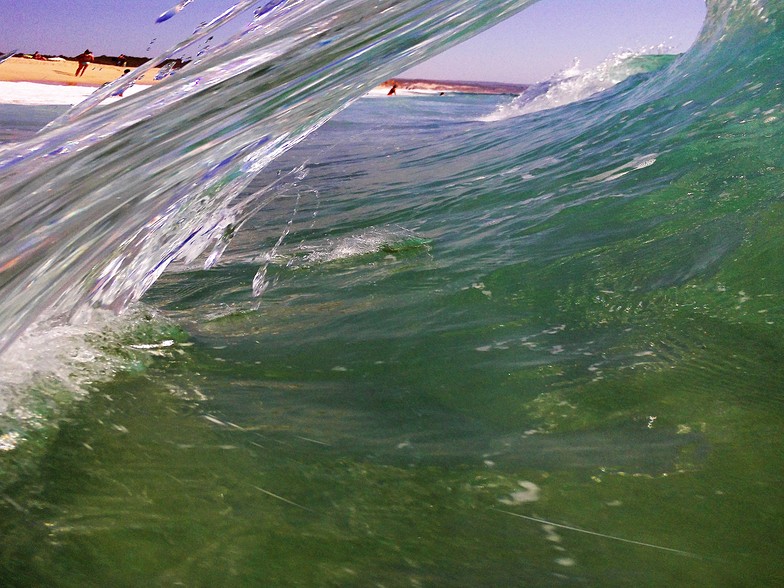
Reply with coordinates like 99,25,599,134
75,49,93,77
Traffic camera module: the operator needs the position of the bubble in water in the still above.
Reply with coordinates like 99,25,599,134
499,481,540,504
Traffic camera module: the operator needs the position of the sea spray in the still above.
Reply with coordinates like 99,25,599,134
156,0,197,24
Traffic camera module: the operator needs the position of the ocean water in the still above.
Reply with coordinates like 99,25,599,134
1,0,784,585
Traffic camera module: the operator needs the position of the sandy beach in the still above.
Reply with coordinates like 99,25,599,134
0,57,527,96
0,56,161,87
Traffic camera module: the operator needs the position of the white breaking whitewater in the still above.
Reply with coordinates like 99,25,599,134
0,81,147,105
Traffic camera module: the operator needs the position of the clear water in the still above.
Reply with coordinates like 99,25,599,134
1,0,784,585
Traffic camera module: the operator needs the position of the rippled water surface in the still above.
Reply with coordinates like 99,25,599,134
2,0,784,585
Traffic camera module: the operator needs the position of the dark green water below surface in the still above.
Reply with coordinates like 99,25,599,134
1,321,782,586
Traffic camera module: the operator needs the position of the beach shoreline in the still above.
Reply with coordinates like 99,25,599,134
0,56,160,87
377,78,528,96
0,57,526,97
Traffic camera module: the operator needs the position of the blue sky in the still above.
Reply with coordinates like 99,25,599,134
2,0,706,83
405,0,706,82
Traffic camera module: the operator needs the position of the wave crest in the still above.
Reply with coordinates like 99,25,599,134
481,49,679,121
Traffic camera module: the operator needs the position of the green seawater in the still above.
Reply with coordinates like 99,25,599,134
2,1,784,585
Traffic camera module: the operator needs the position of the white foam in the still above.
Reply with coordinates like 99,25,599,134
293,226,424,265
0,81,147,105
499,480,541,504
481,47,675,121
0,305,179,451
